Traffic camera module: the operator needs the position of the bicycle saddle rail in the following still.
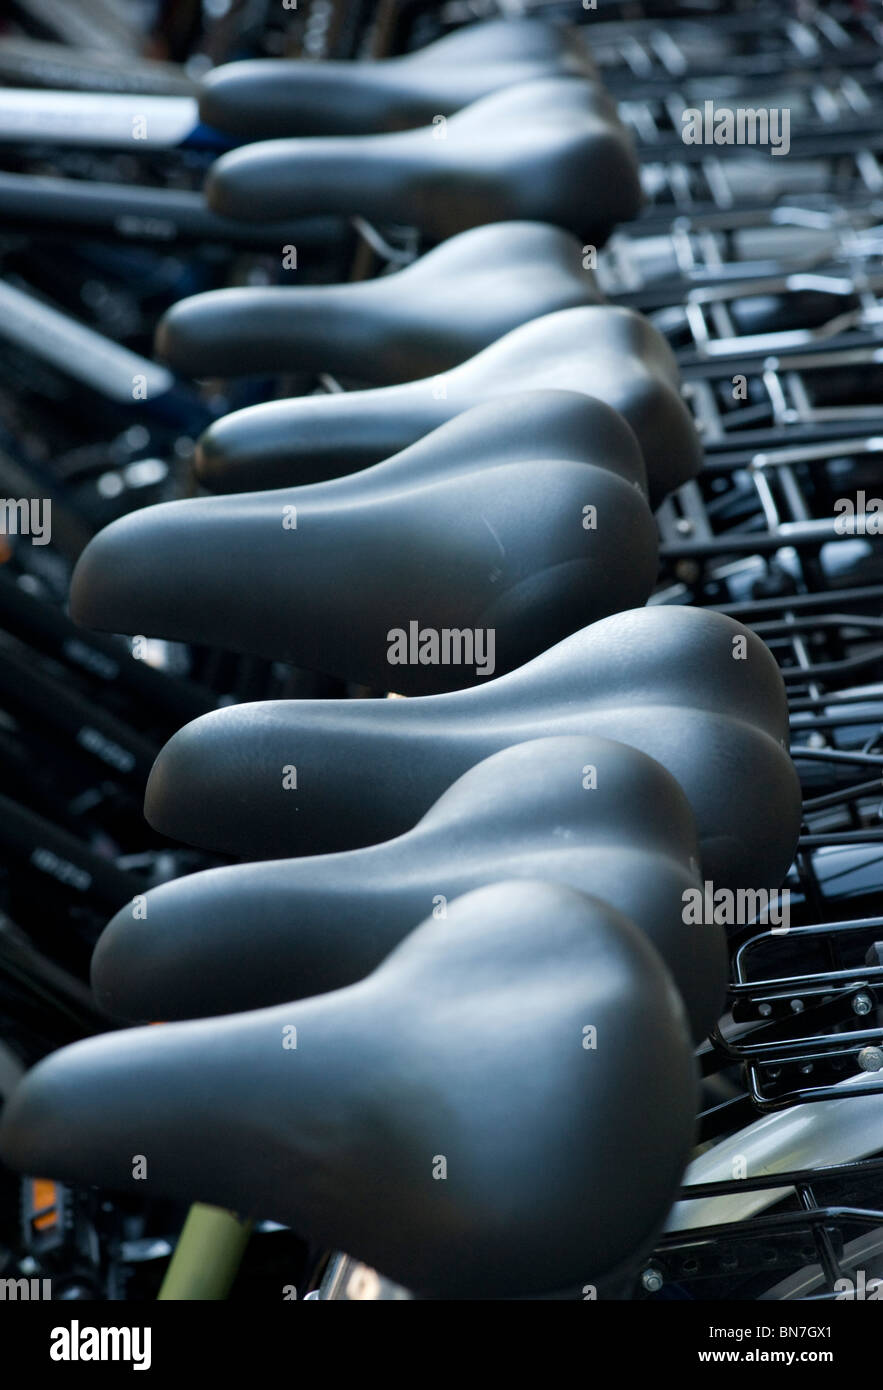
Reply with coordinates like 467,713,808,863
0,880,698,1300
92,735,726,1039
138,605,801,891
192,305,699,507
203,79,642,244
199,19,597,138
70,392,658,693
155,223,603,383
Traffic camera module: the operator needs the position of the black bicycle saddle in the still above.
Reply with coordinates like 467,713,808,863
0,880,698,1299
142,606,801,890
70,393,658,694
199,20,596,138
155,223,602,383
92,735,725,1039
204,80,642,243
193,306,699,507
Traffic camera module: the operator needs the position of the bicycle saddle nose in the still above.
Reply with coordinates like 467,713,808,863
193,305,699,507
93,735,725,1039
143,606,801,891
155,223,603,383
70,393,657,693
0,881,698,1299
204,80,641,244
199,20,596,138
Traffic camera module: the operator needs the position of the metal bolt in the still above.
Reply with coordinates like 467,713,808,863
790,999,805,1014
853,993,874,1017
758,1002,773,1017
858,1046,883,1072
641,1267,664,1293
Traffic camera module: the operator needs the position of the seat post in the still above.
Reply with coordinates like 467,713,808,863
157,1203,254,1301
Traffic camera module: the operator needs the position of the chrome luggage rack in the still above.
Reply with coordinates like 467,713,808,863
644,397,883,1299
579,1,883,87
442,0,882,84
637,147,883,224
649,1155,883,1300
600,204,883,304
622,7,883,1263
673,344,883,451
655,411,883,1117
642,610,883,1295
